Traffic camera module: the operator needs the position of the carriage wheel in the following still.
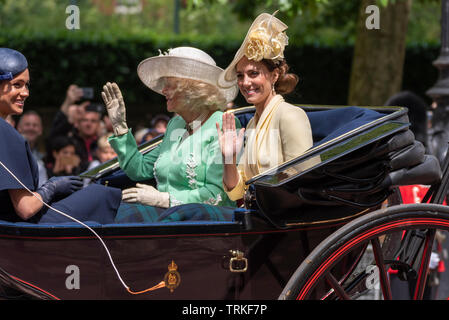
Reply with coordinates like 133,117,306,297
279,203,449,300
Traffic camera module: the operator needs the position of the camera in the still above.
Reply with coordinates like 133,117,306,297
81,87,94,100
86,102,105,115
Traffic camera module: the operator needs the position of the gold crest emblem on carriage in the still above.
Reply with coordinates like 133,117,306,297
164,260,181,293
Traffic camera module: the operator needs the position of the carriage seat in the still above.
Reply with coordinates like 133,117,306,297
248,106,442,222
306,107,385,146
235,106,386,147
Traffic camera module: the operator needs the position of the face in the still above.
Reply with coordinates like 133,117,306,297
53,144,76,159
17,113,42,143
235,57,278,107
154,120,167,133
78,111,101,138
0,69,30,118
161,77,183,113
96,145,117,163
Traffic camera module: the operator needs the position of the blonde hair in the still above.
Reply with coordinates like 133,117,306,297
97,132,113,150
169,78,227,113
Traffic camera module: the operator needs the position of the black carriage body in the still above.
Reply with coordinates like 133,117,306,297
0,105,427,300
0,216,344,300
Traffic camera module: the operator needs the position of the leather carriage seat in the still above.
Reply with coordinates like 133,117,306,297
244,105,442,214
234,106,385,147
305,106,385,147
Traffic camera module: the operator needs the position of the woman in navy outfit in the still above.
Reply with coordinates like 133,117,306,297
0,48,121,224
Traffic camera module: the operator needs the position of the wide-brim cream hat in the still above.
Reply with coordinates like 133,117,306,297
218,12,288,90
137,46,238,103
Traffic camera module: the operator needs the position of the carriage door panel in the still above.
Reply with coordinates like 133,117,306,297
103,233,250,299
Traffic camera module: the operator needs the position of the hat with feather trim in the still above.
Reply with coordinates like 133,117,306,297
217,12,288,89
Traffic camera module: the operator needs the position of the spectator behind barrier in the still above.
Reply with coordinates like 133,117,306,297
17,110,48,186
46,84,101,171
45,135,82,178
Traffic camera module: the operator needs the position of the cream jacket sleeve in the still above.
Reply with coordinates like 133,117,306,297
224,167,248,201
278,103,314,162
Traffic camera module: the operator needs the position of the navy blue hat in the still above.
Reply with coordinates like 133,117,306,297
0,48,28,81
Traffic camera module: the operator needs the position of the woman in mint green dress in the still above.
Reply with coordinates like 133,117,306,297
101,47,240,222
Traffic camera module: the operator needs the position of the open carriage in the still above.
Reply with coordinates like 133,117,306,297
0,104,446,300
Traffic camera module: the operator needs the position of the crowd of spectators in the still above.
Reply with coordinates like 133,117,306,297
133,113,170,145
5,84,170,187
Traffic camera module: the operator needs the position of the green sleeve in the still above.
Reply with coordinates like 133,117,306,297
108,131,160,181
236,115,242,129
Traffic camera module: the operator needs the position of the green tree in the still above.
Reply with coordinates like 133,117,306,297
348,0,412,106
186,0,440,106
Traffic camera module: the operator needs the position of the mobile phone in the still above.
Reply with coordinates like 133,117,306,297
81,87,94,100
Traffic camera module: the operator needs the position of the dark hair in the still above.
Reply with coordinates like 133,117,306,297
51,135,76,153
261,59,299,95
151,114,170,127
385,91,428,145
44,135,78,167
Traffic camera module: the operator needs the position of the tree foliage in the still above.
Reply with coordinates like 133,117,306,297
0,0,441,45
184,0,441,45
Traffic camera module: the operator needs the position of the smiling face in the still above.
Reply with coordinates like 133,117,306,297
235,57,279,109
161,77,183,113
17,112,42,144
0,69,30,119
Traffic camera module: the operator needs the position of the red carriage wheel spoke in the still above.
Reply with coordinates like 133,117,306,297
325,273,351,300
413,229,436,300
279,204,449,300
371,237,392,300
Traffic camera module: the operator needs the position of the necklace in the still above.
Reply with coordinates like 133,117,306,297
186,111,209,134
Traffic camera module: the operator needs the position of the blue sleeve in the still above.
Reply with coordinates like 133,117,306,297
0,118,39,191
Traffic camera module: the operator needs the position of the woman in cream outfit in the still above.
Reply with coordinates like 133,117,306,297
216,12,315,201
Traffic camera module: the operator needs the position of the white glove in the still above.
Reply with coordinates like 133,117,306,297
101,82,129,136
122,183,170,208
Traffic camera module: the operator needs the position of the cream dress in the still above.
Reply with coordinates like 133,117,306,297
226,95,316,201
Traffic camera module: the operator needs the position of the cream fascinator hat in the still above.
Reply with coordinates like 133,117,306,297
218,12,289,89
137,46,238,103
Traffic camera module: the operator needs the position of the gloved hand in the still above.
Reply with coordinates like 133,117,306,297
36,176,83,204
122,183,170,208
101,82,129,136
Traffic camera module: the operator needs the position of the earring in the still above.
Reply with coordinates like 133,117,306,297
272,83,276,94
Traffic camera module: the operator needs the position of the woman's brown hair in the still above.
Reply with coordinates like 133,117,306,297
261,59,299,95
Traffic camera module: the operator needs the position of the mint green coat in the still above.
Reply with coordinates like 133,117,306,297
109,111,237,207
